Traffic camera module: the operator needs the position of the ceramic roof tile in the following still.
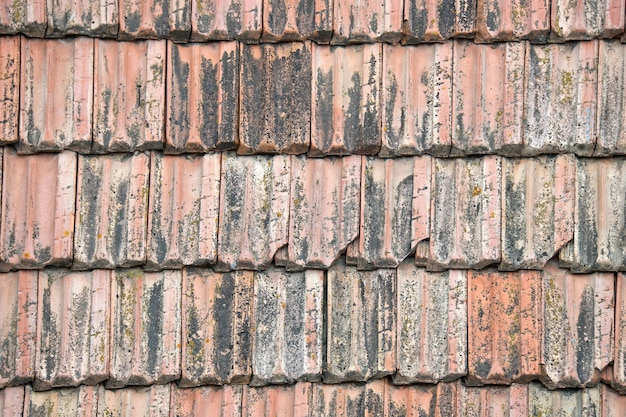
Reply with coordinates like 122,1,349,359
467,269,542,385
171,384,243,417
0,36,18,146
0,271,37,388
457,383,529,416
261,0,332,42
451,41,525,156
312,380,385,416
310,44,381,156
45,0,118,37
602,384,626,416
147,153,221,269
166,41,238,153
597,40,626,156
528,382,601,416
23,385,98,417
429,156,501,270
239,42,311,155
180,268,253,386
74,153,150,270
0,149,76,270
395,262,467,384
501,155,575,271
217,153,290,271
93,39,165,153
551,0,624,40
108,269,181,388
611,273,626,392
190,0,262,41
475,0,550,42
402,0,477,43
35,269,110,390
0,386,24,417
97,384,170,417
381,43,453,158
325,263,395,383
119,0,190,41
331,0,401,44
19,37,93,154
0,0,46,37
383,383,439,416
243,383,313,417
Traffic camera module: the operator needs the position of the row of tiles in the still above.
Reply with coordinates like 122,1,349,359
0,262,625,391
2,380,626,417
0,149,623,273
4,37,626,157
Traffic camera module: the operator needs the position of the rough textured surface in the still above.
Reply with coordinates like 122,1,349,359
458,383,529,416
0,386,25,416
190,0,261,41
475,0,550,42
528,382,601,415
23,385,98,416
171,384,243,416
332,0,401,43
597,41,626,156
0,0,46,36
262,0,332,42
0,36,19,146
612,273,626,393
46,0,118,37
552,0,624,40
403,0,477,43
97,384,170,416
119,0,190,41
243,382,314,417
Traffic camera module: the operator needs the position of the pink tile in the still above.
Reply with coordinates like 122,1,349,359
381,43,452,157
46,0,118,37
0,271,37,388
0,0,46,36
19,37,93,153
310,380,385,416
552,0,624,40
262,0,332,42
108,269,181,388
332,0,401,44
119,0,190,41
97,384,170,417
528,382,600,414
458,384,529,416
181,268,253,386
597,41,626,156
612,273,626,392
243,383,313,417
166,42,238,153
0,149,76,270
384,384,438,416
0,36,19,146
602,384,626,416
93,39,165,153
24,385,98,417
171,385,243,417
0,386,25,416
190,0,262,41
475,0,550,42
403,0,476,43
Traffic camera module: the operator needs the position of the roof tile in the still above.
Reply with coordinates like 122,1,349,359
458,383,529,416
528,382,600,415
243,383,313,417
171,384,243,416
602,384,626,416
97,384,170,417
46,0,118,37
0,0,46,37
383,383,438,416
597,40,626,156
0,386,24,416
403,0,476,43
475,0,550,42
551,0,624,40
190,0,262,41
611,273,626,392
332,0,401,44
262,0,332,42
166,41,238,153
312,380,385,416
119,0,190,41
0,36,19,146
24,385,98,417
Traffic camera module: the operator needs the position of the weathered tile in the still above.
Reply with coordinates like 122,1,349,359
181,268,253,386
19,37,93,153
452,41,525,156
310,380,385,416
597,40,626,156
166,42,238,153
602,384,626,416
475,0,550,42
501,155,575,270
147,153,220,269
243,383,313,417
381,43,452,157
326,262,395,383
217,153,290,271
403,0,477,43
0,386,24,416
190,0,262,41
457,384,529,416
171,385,243,417
552,0,624,40
0,36,19,146
74,153,150,270
97,384,170,417
524,41,599,156
108,269,181,388
611,273,626,392
430,156,501,270
332,0,401,44
252,268,323,385
384,383,438,416
288,155,360,270
240,42,311,155
24,385,98,417
93,39,165,153
35,269,110,390
0,271,37,388
311,44,381,156
0,149,76,270
542,261,614,388
262,0,332,42
528,382,600,416
46,0,118,37
395,262,467,384
467,270,542,385
0,0,46,36
119,0,190,41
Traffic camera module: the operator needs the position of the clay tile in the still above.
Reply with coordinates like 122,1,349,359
166,42,238,153
596,41,626,156
310,380,385,416
602,384,626,416
97,384,170,416
552,0,624,41
0,386,25,416
611,273,626,392
528,382,601,415
0,36,19,146
331,0,401,44
243,383,313,417
119,0,190,41
403,0,476,44
475,0,549,42
46,0,118,37
24,385,98,416
190,0,262,41
457,384,529,416
171,385,243,416
262,0,332,42
93,39,165,154
0,1,46,37
384,383,438,416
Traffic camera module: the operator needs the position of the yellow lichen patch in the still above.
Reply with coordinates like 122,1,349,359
472,186,482,197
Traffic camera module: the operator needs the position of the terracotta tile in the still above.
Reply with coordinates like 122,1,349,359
524,41,599,156
97,384,170,417
467,270,542,385
19,37,93,153
395,262,467,384
0,0,46,36
93,39,165,153
0,36,19,146
326,262,395,383
74,153,150,270
430,156,501,270
384,383,438,416
310,380,385,416
288,155,360,270
381,43,452,157
0,386,24,416
475,0,550,42
0,149,76,270
528,382,600,415
457,384,529,416
180,268,253,386
34,269,110,390
597,41,626,156
190,0,262,41
147,153,220,269
171,385,243,416
311,44,381,156
0,271,37,388
332,0,401,44
252,268,323,385
602,384,626,416
119,0,190,41
262,0,332,42
612,273,626,392
239,42,311,155
451,41,525,156
243,383,313,417
217,153,290,271
542,261,614,388
46,0,118,37
166,42,238,153
501,155,575,270
403,0,476,43
552,0,624,40
108,269,181,388
24,385,98,416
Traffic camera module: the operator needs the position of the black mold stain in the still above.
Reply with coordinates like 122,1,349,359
153,0,171,37
384,72,403,153
124,10,141,34
296,0,314,35
315,67,334,153
111,178,129,265
41,284,59,380
345,71,363,153
99,88,113,150
170,45,190,151
268,0,287,34
199,56,219,149
149,155,168,264
504,171,526,266
485,0,500,32
433,161,455,262
81,158,103,263
69,286,90,380
437,0,456,38
145,279,164,376
409,0,428,40
284,273,305,378
218,49,238,150
221,158,245,259
577,160,599,270
214,273,235,381
392,175,414,260
576,285,595,384
226,1,242,37
363,161,384,263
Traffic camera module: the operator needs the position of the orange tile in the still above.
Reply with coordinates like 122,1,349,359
0,36,19,146
0,386,25,416
552,0,624,40
457,384,529,416
262,0,332,42
403,0,476,43
384,384,438,416
190,0,262,41
0,0,46,36
332,0,401,43
166,42,238,153
24,385,98,417
171,385,243,417
597,41,626,156
528,382,600,415
243,383,313,417
119,0,190,41
97,384,170,416
311,380,385,416
602,384,626,416
46,0,118,37
93,39,165,153
475,0,550,42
